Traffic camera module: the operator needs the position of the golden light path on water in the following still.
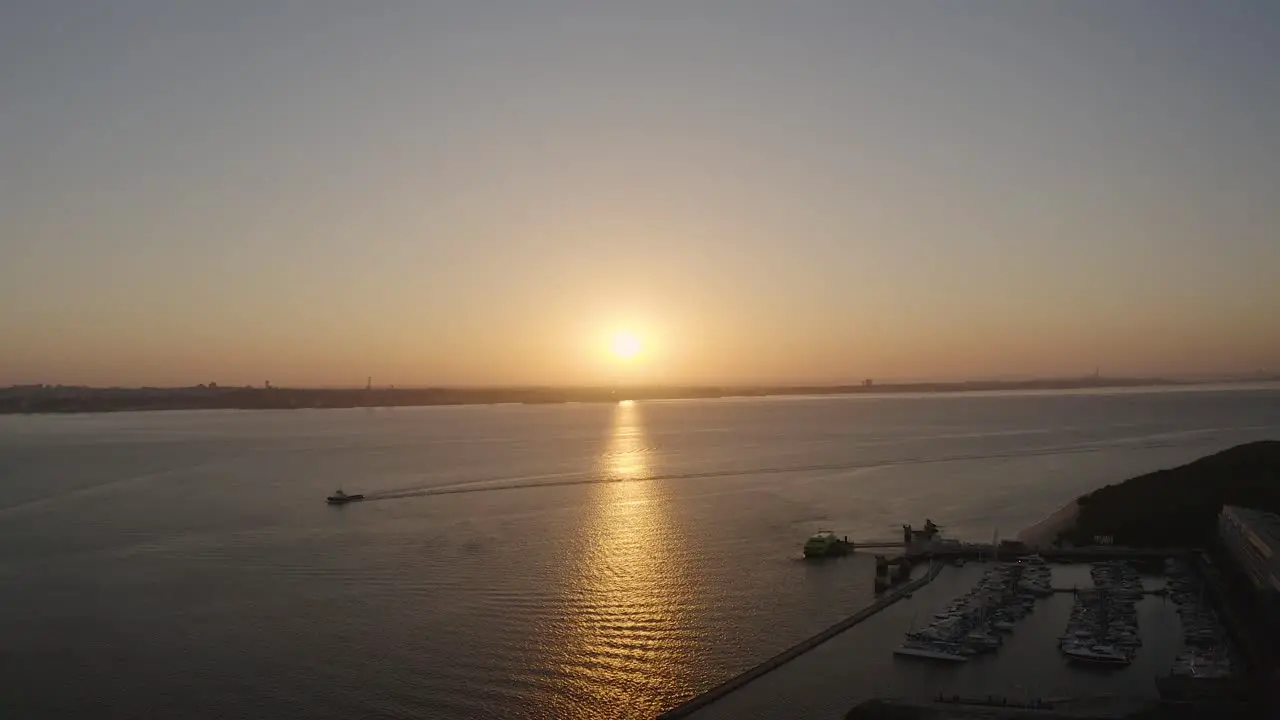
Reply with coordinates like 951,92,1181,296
540,400,699,718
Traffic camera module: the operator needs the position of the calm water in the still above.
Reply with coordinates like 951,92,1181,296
2,386,1278,719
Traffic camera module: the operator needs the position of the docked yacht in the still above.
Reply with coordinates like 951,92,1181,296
1062,643,1130,666
965,630,1002,652
894,640,968,663
1171,653,1232,679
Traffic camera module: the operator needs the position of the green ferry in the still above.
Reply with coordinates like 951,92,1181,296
803,530,851,558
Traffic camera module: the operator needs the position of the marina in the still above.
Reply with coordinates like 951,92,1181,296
1056,561,1144,667
669,555,1216,719
894,556,1052,663
1166,558,1238,678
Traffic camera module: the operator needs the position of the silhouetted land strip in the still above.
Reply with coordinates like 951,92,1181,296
0,376,1219,414
1064,441,1280,548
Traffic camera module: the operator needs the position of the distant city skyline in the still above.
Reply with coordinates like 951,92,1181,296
3,2,1279,387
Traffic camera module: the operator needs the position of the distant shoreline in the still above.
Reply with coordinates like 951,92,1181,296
2,377,1277,415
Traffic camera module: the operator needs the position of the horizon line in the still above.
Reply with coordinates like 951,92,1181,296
7,373,1280,392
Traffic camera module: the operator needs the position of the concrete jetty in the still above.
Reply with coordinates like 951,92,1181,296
658,561,945,719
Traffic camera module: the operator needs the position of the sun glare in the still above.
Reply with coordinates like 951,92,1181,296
610,330,642,360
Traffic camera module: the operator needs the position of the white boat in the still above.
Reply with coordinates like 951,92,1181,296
1062,644,1130,666
894,642,969,663
965,631,1001,650
1172,652,1232,679
326,488,365,504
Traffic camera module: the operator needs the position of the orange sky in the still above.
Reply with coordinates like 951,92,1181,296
3,3,1279,387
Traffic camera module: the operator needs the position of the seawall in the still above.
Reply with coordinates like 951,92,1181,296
658,561,945,719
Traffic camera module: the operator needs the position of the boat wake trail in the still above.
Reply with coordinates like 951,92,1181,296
364,438,1192,503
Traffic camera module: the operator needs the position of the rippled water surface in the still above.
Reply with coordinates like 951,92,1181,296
2,386,1278,718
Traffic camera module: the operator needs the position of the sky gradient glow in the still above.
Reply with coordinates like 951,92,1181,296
3,1,1279,386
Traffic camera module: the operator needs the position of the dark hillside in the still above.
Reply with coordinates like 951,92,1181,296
1069,441,1280,547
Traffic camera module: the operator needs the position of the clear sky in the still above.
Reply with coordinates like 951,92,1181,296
3,1,1278,387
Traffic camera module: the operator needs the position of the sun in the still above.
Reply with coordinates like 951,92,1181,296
610,330,642,360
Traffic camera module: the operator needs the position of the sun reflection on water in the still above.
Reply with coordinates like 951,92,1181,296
603,401,648,482
539,401,698,718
